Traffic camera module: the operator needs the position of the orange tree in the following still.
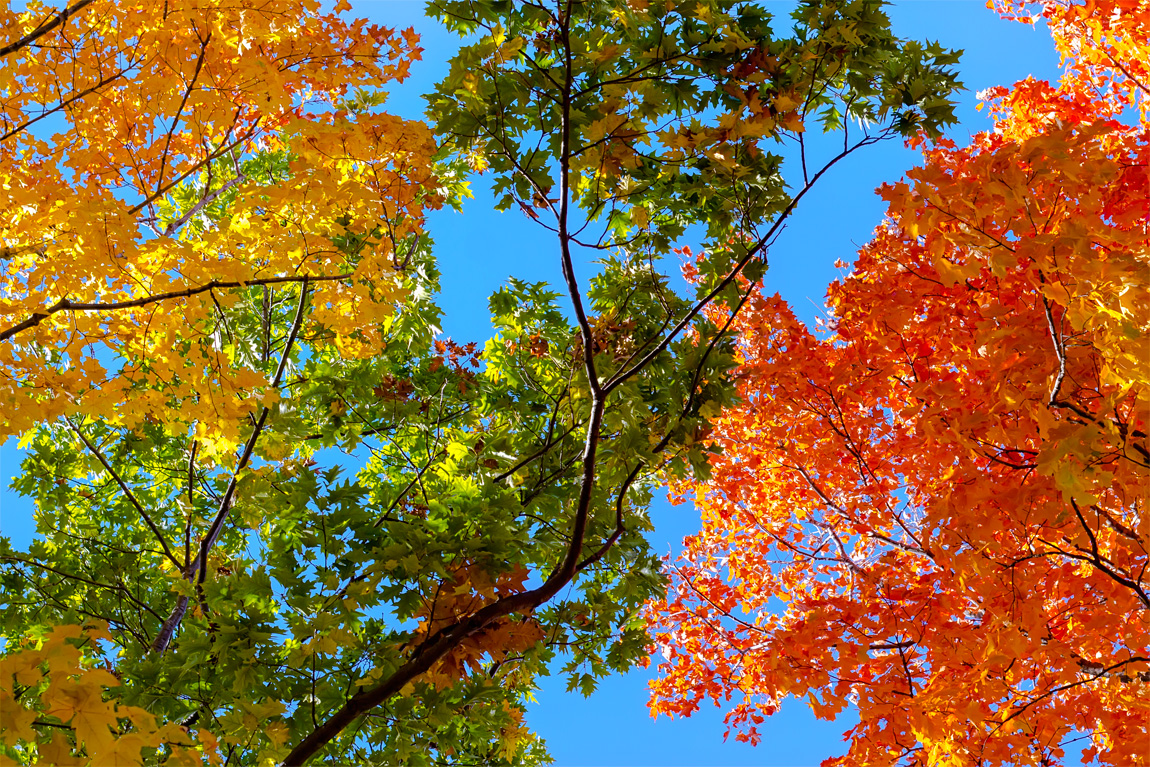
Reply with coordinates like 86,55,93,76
0,0,963,764
647,0,1149,764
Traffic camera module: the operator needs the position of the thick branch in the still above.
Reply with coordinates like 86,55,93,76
282,34,898,767
555,7,600,396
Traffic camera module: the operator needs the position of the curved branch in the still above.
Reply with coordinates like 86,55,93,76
0,272,346,344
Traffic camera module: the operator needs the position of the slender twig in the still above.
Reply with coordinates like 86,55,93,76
127,127,258,216
150,279,309,655
492,424,579,483
1,66,134,143
156,31,212,195
64,418,183,571
604,132,888,393
194,278,309,583
989,656,1150,737
1,554,164,622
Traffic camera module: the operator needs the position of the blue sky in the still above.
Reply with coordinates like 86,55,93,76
0,1,1063,764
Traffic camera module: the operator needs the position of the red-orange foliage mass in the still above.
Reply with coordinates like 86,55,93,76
646,1,1149,764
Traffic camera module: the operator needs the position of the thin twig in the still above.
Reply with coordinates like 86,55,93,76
64,418,183,571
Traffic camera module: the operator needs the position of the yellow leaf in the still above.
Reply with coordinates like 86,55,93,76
92,733,150,766
42,683,117,754
37,732,85,767
9,651,44,687
0,698,38,744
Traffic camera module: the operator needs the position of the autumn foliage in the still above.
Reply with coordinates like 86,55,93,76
0,0,436,440
648,0,1149,764
0,0,990,764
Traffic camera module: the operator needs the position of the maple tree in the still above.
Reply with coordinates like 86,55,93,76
0,0,440,441
1,0,963,764
647,0,1149,765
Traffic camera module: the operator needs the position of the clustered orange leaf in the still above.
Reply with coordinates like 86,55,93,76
995,0,1149,120
412,563,545,690
646,0,1148,764
0,0,438,442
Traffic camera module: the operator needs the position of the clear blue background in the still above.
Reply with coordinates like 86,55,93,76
0,1,1061,764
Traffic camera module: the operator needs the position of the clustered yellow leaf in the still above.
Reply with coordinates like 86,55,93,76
0,0,440,446
0,623,213,766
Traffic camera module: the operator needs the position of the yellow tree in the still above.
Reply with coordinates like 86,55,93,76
2,2,441,762
0,0,438,442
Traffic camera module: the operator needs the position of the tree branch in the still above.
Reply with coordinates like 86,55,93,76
64,418,184,572
604,131,888,393
150,279,309,655
0,0,95,58
0,272,345,344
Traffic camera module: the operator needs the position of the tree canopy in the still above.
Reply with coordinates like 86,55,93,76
0,1,965,765
647,1,1149,764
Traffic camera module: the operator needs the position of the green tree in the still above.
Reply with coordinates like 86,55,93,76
1,0,961,764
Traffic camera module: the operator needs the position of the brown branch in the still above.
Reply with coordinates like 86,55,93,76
281,18,902,765
575,461,644,573
555,8,599,397
0,66,133,143
0,0,96,58
0,272,346,344
869,640,916,651
194,276,309,578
